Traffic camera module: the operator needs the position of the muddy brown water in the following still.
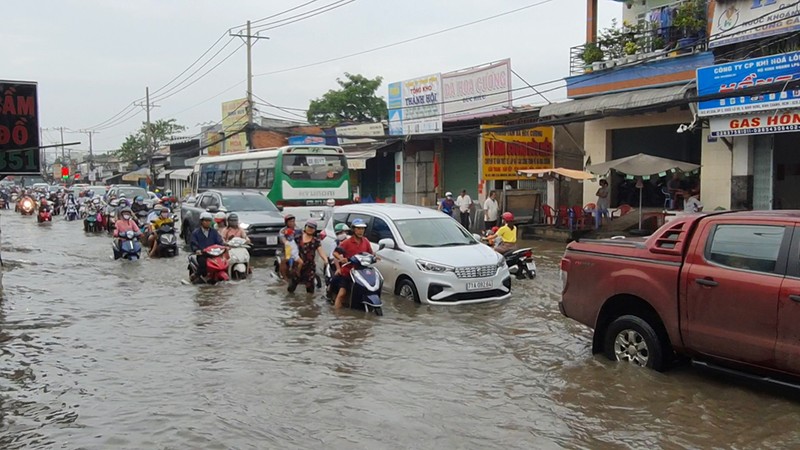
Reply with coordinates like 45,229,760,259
0,210,799,449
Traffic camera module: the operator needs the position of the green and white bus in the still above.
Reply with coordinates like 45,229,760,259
192,145,350,207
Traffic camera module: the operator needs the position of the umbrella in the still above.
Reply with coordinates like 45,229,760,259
586,153,700,231
518,168,596,224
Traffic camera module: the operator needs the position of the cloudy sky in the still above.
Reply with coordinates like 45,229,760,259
3,0,620,155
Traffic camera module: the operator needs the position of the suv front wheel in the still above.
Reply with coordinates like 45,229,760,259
603,315,668,372
396,279,420,304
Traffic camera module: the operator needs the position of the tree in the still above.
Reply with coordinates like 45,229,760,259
307,73,387,126
115,118,186,164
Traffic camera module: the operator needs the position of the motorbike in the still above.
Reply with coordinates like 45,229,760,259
326,253,384,316
10,193,18,203
113,230,142,260
103,202,118,233
154,222,179,258
188,244,229,284
227,237,251,280
505,248,536,280
84,208,102,232
18,197,35,215
0,197,7,210
65,203,79,221
135,209,150,229
37,206,52,223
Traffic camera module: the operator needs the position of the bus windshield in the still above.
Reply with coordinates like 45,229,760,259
282,154,346,181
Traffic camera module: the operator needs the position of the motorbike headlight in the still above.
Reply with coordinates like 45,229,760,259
415,259,453,273
239,222,250,230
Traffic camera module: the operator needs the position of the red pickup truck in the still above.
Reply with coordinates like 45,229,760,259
560,211,800,379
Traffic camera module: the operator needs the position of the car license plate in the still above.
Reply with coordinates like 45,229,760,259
466,280,492,291
267,236,278,245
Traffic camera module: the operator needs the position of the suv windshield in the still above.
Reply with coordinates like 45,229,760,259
394,218,477,247
222,193,278,212
118,187,147,199
282,154,346,180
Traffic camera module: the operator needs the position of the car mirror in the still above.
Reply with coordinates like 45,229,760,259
277,205,284,212
378,238,395,251
186,196,196,204
218,206,228,212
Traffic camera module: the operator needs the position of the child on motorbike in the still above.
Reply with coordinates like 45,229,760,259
284,228,302,277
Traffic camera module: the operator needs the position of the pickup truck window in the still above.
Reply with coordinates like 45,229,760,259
198,195,213,209
707,224,785,273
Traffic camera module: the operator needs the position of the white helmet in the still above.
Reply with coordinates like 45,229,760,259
445,191,453,197
214,211,226,221
200,211,213,221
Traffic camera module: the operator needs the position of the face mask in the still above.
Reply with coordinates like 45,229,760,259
122,214,131,220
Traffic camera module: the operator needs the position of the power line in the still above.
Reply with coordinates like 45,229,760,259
235,0,323,28
151,40,241,103
249,0,355,32
150,31,233,97
253,0,557,78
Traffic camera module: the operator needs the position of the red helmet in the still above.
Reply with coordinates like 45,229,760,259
491,226,499,233
502,212,514,222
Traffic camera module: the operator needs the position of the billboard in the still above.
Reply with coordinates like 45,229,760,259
221,98,248,152
204,131,222,156
442,59,512,121
0,80,40,175
481,125,553,180
335,122,384,144
288,135,325,145
709,110,800,136
709,0,800,49
696,51,800,117
388,73,442,136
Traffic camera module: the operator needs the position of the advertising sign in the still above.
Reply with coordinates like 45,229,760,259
697,51,800,116
709,0,800,49
221,98,248,152
288,135,325,145
204,131,222,156
709,110,800,136
442,59,512,121
388,74,442,136
0,81,40,175
481,125,553,180
335,122,384,144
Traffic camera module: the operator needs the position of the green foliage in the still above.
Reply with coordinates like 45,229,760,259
307,73,388,126
581,43,605,64
114,118,186,163
675,0,707,36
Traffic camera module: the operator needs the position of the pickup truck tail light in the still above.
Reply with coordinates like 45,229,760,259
559,258,570,294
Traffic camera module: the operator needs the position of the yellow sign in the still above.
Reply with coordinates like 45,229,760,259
481,125,553,180
221,98,248,153
205,131,222,157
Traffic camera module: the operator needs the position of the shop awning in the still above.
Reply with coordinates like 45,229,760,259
169,168,194,181
121,168,149,182
539,84,693,118
518,167,596,181
157,169,172,180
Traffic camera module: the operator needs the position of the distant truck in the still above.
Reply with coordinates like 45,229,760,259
560,211,800,383
180,189,284,254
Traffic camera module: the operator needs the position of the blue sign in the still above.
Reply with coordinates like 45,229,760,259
288,135,325,145
697,51,800,117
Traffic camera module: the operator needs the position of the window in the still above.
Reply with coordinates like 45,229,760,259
282,154,346,180
347,214,372,229
221,193,278,212
394,218,477,248
368,217,394,243
198,194,212,209
707,224,786,274
243,169,258,188
265,169,274,189
208,195,220,209
333,212,348,228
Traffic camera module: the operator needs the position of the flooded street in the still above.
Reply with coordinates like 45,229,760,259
2,210,800,449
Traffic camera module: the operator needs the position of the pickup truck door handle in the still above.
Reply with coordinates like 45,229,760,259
789,295,800,303
695,278,719,287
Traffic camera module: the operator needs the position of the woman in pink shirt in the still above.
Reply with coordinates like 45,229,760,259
114,207,141,237
219,213,251,244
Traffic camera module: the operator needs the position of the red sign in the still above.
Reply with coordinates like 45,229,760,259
0,81,40,174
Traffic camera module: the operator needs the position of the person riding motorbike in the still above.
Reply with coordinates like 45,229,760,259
161,189,176,209
131,195,148,215
278,214,299,280
148,207,175,257
220,213,251,245
190,212,226,281
333,219,378,309
486,212,517,255
213,211,227,232
113,207,141,258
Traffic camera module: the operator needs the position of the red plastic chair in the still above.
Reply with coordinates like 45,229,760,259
542,205,556,225
583,202,596,210
571,206,588,230
557,206,570,228
612,204,632,218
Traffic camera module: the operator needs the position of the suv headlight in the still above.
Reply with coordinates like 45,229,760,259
416,259,453,273
496,254,506,268
239,222,250,230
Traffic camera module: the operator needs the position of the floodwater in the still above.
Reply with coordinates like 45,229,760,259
1,209,799,450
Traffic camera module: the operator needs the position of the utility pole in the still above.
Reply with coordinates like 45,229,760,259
60,126,65,162
134,87,159,189
231,22,269,150
77,129,97,183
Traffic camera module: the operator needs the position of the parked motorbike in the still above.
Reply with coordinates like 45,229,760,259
326,253,383,316
505,248,536,279
227,237,250,280
37,206,52,224
65,203,79,221
188,245,229,284
155,223,179,258
18,197,35,215
113,230,142,261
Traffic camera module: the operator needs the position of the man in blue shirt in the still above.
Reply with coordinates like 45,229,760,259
190,212,225,280
438,191,455,217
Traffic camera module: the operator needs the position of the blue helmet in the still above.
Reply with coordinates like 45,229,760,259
351,219,367,228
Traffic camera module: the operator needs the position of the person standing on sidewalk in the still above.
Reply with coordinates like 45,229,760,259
483,190,499,230
456,189,473,230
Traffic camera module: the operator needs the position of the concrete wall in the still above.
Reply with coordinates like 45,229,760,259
402,140,436,207
700,129,732,211
554,123,586,207
582,108,692,204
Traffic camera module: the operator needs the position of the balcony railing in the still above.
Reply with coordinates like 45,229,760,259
570,26,708,75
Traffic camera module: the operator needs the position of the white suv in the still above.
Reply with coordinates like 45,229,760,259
323,204,511,305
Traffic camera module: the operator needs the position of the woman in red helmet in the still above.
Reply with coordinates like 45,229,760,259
487,212,517,254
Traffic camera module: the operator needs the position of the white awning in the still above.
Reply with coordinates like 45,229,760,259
121,168,149,181
169,168,194,181
157,169,173,180
539,84,693,118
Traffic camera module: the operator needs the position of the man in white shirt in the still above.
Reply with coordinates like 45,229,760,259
684,189,703,213
483,190,499,230
455,189,473,229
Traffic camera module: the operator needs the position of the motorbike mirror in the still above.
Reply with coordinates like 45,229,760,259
472,233,482,242
378,238,395,251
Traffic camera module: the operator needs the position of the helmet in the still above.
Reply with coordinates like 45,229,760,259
119,193,126,198
154,204,165,211
284,214,296,224
491,226,499,233
160,207,171,215
305,219,318,229
445,191,453,197
502,212,514,222
120,207,133,215
325,198,336,207
165,189,173,196
200,211,213,221
351,218,367,228
227,213,239,223
334,223,350,233
214,211,226,222
135,196,144,203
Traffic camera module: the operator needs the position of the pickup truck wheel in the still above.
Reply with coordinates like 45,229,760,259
183,223,191,244
604,315,666,371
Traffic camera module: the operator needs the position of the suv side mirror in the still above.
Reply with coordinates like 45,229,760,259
472,233,482,242
378,238,395,251
186,196,196,204
277,205,284,212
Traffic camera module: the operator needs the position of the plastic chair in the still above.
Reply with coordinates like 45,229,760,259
583,202,596,211
542,205,556,225
557,206,570,228
571,206,588,229
661,186,672,210
611,204,632,218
